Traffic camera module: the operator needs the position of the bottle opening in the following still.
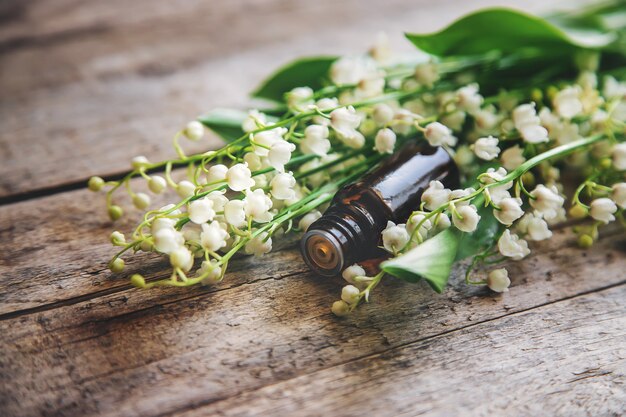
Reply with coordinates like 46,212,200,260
301,230,344,277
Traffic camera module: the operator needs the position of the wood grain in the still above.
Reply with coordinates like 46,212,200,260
0,0,575,198
0,177,623,318
181,285,626,417
1,1,623,416
0,220,623,416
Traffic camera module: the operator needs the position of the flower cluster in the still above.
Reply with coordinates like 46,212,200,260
327,53,625,314
90,30,625,317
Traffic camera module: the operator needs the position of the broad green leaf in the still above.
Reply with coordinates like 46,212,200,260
252,56,337,102
198,108,278,143
405,8,616,57
381,228,459,294
454,204,501,261
382,196,502,293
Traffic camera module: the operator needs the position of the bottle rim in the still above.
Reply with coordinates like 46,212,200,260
300,229,345,277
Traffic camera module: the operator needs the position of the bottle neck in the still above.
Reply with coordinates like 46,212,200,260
301,200,387,276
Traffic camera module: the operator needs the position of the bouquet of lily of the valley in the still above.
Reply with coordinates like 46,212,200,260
90,3,626,316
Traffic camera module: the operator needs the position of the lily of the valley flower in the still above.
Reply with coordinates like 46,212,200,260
487,268,511,292
589,198,617,223
498,229,530,260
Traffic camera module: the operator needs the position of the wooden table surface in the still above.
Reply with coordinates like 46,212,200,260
1,0,624,416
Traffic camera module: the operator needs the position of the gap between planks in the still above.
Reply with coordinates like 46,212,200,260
171,284,626,417
0,223,621,322
0,227,622,417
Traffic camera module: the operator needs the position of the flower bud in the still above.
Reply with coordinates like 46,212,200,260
88,176,105,192
577,234,594,248
170,247,194,272
184,121,205,141
331,300,350,317
148,176,167,194
131,155,150,170
110,231,126,246
374,128,396,154
341,285,361,305
109,258,125,273
130,274,146,288
568,204,588,219
177,180,196,198
108,205,123,221
132,193,151,210
487,268,510,292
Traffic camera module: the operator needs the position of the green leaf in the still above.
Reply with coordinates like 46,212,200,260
381,229,459,294
454,204,501,261
405,8,616,57
252,56,337,102
198,108,278,143
381,196,502,293
198,108,247,142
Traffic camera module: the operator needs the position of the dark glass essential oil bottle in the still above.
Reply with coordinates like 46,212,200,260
300,140,459,276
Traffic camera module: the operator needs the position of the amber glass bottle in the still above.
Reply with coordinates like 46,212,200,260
301,140,459,276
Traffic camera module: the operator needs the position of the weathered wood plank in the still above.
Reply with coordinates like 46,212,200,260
0,224,622,416
0,0,570,198
0,184,307,316
0,176,622,317
181,285,626,417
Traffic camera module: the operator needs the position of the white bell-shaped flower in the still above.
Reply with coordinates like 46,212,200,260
611,183,626,209
148,176,167,194
500,145,526,170
184,121,204,141
497,229,530,260
132,193,151,210
529,184,564,220
300,125,331,156
374,128,396,154
252,127,287,156
381,221,410,253
153,228,185,254
270,172,297,201
589,198,617,223
494,197,524,226
513,103,549,144
341,285,361,305
424,122,457,147
226,163,255,191
242,109,267,133
267,140,296,171
200,259,222,285
487,268,511,293
472,136,500,161
206,191,228,213
224,200,247,228
456,83,483,114
188,198,215,224
200,221,229,252
206,164,228,183
516,213,552,241
244,189,273,223
177,180,196,198
299,210,322,232
245,232,272,256
452,204,481,233
422,180,451,210
414,62,439,87
372,103,395,126
553,86,583,119
612,143,626,171
341,264,368,287
169,246,194,272
406,213,433,241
